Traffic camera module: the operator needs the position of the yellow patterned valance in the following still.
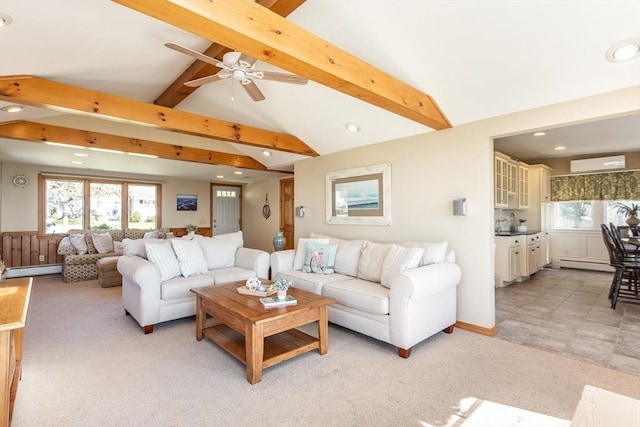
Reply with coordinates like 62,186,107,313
551,171,640,201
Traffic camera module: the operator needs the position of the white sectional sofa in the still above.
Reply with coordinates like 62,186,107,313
270,233,462,358
117,231,269,334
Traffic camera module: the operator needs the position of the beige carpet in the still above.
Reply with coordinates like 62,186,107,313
12,275,640,427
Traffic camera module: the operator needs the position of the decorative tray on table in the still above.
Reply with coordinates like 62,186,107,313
237,286,276,297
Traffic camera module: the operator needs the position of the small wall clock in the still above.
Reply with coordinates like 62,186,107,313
11,174,29,188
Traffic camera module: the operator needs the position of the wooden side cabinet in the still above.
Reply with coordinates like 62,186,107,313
0,277,32,427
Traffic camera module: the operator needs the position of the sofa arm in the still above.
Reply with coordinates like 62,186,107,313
270,249,295,279
391,262,462,300
235,247,270,280
117,255,162,290
388,262,462,349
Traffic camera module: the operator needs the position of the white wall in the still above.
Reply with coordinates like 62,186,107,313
293,86,640,329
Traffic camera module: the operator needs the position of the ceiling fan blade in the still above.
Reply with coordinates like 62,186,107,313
165,42,222,67
184,74,223,87
238,53,258,67
260,71,308,85
242,81,266,102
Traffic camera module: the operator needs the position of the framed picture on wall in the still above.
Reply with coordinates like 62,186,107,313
177,194,198,211
326,163,391,225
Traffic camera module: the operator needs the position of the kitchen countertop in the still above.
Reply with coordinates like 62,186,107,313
495,230,542,236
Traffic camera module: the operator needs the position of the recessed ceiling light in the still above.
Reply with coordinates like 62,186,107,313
554,146,566,151
74,153,89,157
1,105,23,113
533,132,546,137
234,171,243,175
262,150,272,157
216,175,224,179
345,122,360,132
606,38,640,63
71,161,84,165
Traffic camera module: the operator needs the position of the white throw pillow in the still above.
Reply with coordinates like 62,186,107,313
171,239,208,277
310,233,364,277
380,244,424,288
145,241,181,281
198,237,239,270
292,238,329,271
113,241,124,253
123,238,166,258
357,241,392,283
69,234,88,255
143,231,160,239
92,233,114,254
401,241,448,265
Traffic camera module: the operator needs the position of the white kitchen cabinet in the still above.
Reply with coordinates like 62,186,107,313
495,235,526,285
494,154,509,208
518,165,529,208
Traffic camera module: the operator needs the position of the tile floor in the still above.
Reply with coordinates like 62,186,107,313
495,267,640,376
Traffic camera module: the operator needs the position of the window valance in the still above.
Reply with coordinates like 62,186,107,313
551,170,640,201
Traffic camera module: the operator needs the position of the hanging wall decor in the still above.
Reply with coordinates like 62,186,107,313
262,193,271,219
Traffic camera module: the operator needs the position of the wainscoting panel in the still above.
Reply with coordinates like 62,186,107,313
0,232,64,268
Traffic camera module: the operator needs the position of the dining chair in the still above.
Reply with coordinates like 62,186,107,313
601,224,640,308
609,223,640,256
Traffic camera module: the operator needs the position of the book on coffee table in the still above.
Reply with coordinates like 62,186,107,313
260,295,297,308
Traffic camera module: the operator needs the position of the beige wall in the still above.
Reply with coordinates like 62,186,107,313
293,85,640,329
242,178,282,253
0,162,212,232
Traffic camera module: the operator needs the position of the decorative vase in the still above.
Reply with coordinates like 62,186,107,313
273,231,286,251
276,290,287,301
626,214,639,227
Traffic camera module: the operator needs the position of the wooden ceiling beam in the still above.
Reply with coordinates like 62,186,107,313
112,0,451,130
155,0,306,108
0,121,269,170
0,75,318,156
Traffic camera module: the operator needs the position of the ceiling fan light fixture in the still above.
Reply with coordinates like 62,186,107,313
606,38,640,62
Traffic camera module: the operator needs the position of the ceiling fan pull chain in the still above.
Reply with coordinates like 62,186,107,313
230,78,235,101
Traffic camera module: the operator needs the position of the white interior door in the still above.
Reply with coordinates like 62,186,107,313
213,185,240,235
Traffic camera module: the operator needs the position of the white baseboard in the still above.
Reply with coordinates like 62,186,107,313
6,264,62,278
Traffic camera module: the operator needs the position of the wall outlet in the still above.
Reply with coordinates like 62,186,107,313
39,255,45,262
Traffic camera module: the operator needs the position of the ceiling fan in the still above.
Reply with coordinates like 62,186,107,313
165,43,308,102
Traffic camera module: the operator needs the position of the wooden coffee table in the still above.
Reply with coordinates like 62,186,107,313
191,281,336,384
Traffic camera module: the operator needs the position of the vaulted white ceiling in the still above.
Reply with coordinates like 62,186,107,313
1,0,639,182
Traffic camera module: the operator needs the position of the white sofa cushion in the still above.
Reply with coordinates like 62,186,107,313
204,267,258,285
322,278,390,315
198,232,243,269
311,233,364,277
292,238,329,270
401,241,448,265
123,238,166,258
161,273,214,300
171,239,208,277
145,241,181,281
380,244,424,288
303,241,338,274
277,270,351,295
357,241,391,283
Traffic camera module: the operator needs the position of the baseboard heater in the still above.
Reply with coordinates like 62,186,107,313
552,258,613,273
5,264,62,278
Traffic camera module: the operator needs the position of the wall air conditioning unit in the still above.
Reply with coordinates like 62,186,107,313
570,155,625,174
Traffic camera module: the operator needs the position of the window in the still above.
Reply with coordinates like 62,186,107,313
552,199,639,230
41,175,160,234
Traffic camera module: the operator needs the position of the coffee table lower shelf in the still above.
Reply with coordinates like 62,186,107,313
203,324,319,370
